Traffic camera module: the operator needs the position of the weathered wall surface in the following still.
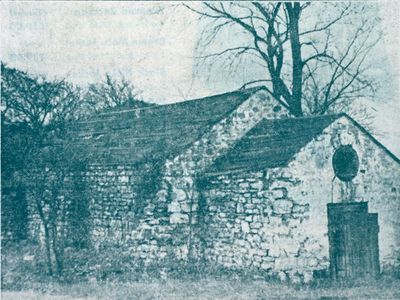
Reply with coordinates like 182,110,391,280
129,90,288,263
286,116,400,271
25,162,158,248
23,101,399,282
202,116,400,282
1,187,28,243
25,89,287,262
84,163,160,248
203,171,316,283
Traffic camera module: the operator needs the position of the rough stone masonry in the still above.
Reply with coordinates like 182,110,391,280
23,87,400,283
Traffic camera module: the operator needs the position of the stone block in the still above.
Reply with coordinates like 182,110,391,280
262,256,275,263
252,215,262,223
255,172,264,178
106,171,115,176
292,204,309,214
250,222,262,229
241,221,250,233
259,190,270,198
156,189,169,202
235,239,247,247
269,243,281,257
273,199,293,214
239,182,249,189
303,271,313,284
250,181,263,191
303,239,322,253
245,216,253,222
275,257,297,271
271,187,288,199
278,271,287,282
170,213,189,224
167,201,181,213
278,237,300,255
253,255,263,263
180,202,191,213
208,205,218,212
262,206,273,216
288,272,302,284
244,203,255,209
238,197,246,203
252,198,263,204
261,261,274,270
171,187,187,202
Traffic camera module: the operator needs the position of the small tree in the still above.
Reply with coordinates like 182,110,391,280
85,74,152,113
1,63,88,276
23,138,88,276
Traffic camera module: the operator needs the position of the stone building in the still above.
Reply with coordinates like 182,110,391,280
30,86,400,281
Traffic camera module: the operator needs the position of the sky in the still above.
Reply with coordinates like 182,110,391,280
1,1,399,156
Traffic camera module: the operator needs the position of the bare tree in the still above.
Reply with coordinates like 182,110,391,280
186,2,380,116
23,141,87,276
85,74,152,113
1,63,88,276
1,63,83,135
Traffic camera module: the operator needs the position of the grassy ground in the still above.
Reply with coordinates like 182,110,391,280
2,242,399,300
2,277,400,300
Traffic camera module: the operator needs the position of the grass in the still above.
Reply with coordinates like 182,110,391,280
2,277,400,300
2,242,399,300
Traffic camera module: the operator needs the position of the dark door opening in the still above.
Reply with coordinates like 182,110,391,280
327,202,380,280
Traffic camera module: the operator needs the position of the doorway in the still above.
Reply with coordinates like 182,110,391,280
327,202,380,280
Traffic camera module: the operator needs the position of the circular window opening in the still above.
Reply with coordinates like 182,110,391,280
332,145,359,182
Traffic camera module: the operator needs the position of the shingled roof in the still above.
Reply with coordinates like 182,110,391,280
206,114,342,174
69,86,266,164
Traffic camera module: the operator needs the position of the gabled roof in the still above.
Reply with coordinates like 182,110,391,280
68,86,266,165
206,114,341,174
343,114,400,165
206,113,400,175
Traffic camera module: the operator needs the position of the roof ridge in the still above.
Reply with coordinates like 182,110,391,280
69,86,272,165
254,113,343,126
94,86,267,117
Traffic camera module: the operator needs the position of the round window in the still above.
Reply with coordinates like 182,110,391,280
332,145,359,182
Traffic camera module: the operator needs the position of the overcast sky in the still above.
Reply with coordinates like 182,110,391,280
1,1,399,156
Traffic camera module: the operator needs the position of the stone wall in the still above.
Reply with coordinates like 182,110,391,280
26,169,90,247
129,90,289,263
203,171,318,283
83,163,156,248
201,115,400,282
25,89,287,263
22,100,399,282
1,187,28,243
284,116,400,271
25,162,160,248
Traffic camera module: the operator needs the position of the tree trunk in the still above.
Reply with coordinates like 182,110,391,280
286,2,303,117
52,232,63,275
43,224,53,276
